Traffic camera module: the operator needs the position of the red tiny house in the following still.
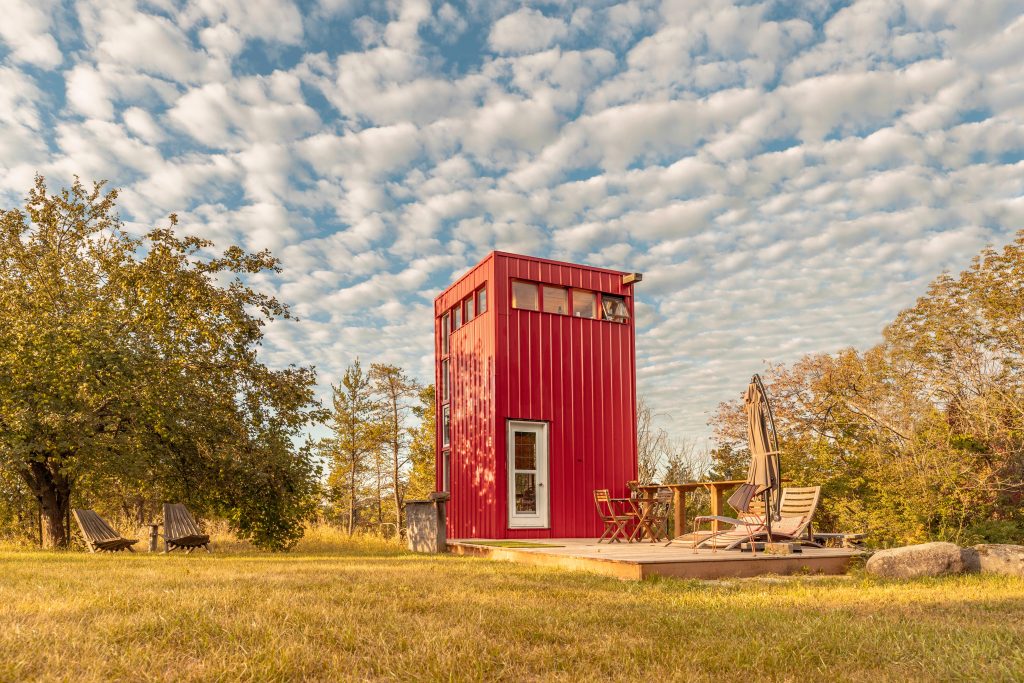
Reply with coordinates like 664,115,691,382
435,252,638,539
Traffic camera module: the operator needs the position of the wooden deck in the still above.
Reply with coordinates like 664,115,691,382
448,538,861,581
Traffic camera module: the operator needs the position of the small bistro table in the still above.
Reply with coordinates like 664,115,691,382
639,480,748,536
625,496,665,542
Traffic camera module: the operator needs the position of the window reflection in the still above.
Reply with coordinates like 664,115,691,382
572,289,597,318
542,286,568,314
511,280,539,311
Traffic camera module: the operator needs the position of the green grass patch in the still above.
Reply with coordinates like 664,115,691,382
1,533,1022,681
465,540,565,548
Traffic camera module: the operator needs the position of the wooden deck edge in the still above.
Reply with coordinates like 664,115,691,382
447,542,643,580
448,541,859,581
638,554,856,580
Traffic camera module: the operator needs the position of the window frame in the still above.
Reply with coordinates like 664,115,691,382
511,279,540,311
440,313,450,355
542,285,569,315
442,450,451,492
477,286,487,314
601,294,630,323
571,288,598,319
441,358,450,403
442,404,450,447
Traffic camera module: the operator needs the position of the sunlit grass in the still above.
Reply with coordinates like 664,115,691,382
1,533,1022,681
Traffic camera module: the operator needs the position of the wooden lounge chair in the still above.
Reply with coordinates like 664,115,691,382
163,503,211,553
73,509,138,553
700,486,822,550
669,486,822,551
594,489,633,543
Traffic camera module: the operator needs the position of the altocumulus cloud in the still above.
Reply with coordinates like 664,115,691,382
1,0,1023,445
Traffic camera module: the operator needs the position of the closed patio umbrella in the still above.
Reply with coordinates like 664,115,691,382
727,374,782,540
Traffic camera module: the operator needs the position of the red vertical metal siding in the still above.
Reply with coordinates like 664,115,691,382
435,251,638,539
435,255,498,538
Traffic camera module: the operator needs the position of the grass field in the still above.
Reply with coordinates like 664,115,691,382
2,532,1023,682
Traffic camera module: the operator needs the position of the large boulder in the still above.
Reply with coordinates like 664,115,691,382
866,542,970,579
973,544,1024,577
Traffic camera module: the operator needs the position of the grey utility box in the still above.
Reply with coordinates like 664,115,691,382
405,492,450,553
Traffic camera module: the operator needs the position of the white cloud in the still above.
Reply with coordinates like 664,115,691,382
65,64,115,120
168,73,321,148
5,0,1024,448
489,8,569,55
181,0,304,45
0,67,49,193
76,0,226,83
0,0,62,68
315,46,488,126
122,107,167,144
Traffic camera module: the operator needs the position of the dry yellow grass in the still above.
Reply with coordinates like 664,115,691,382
1,532,1022,682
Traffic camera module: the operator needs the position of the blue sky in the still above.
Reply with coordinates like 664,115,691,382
2,0,1023,447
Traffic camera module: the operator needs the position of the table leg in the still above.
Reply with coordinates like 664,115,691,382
627,500,643,542
673,489,686,539
630,500,654,542
709,485,725,533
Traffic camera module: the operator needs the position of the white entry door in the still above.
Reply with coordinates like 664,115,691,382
507,421,550,528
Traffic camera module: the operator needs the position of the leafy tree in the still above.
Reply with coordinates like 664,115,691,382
710,230,1024,545
637,396,668,484
406,385,437,501
0,177,324,549
369,363,421,531
321,359,379,536
0,467,37,545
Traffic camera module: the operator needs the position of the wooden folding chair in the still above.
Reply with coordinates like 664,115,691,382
163,503,211,554
593,489,633,543
73,509,138,553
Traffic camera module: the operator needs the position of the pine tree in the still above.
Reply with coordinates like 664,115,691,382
322,360,379,536
369,364,421,532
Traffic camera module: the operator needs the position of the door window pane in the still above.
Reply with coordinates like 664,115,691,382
477,287,487,314
511,280,539,311
441,314,449,355
542,286,568,314
443,451,450,492
515,473,536,513
514,431,536,469
442,405,450,446
465,296,475,322
602,294,630,323
572,289,597,318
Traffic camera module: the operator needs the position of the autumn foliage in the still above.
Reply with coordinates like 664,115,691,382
712,232,1024,546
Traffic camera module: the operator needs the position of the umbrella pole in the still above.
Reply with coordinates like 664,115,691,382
764,490,772,543
753,373,782,525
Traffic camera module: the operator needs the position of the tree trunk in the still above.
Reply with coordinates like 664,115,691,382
21,460,72,549
347,457,356,537
392,400,402,531
374,450,383,527
392,449,402,532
